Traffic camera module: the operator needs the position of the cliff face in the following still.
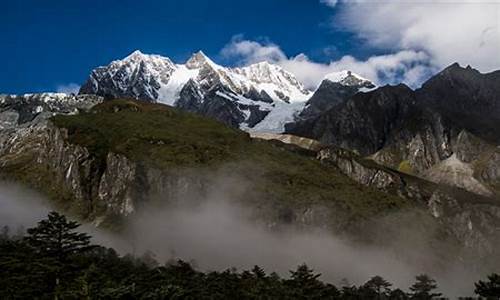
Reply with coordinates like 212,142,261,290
0,123,206,225
318,146,500,258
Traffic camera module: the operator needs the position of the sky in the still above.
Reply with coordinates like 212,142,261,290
2,0,500,94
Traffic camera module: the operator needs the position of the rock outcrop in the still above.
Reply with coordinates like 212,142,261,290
318,146,500,258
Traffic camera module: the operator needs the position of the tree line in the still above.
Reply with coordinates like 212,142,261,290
0,211,499,299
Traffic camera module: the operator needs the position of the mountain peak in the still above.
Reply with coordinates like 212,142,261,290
324,70,375,89
434,62,482,82
124,50,147,61
186,50,217,69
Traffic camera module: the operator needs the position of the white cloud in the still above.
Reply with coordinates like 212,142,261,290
320,0,338,8
333,0,500,72
220,35,286,65
56,83,80,94
221,37,434,89
223,1,499,90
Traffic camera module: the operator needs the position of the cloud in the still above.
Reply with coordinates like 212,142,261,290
220,35,286,65
280,50,435,89
222,1,499,90
320,0,338,8
333,0,500,72
56,83,80,94
221,36,434,89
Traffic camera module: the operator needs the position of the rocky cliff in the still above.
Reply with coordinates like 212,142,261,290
318,146,500,259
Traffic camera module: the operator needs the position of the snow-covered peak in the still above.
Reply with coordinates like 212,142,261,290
80,50,314,132
120,50,175,69
231,61,310,103
186,50,219,70
124,50,146,60
324,70,375,88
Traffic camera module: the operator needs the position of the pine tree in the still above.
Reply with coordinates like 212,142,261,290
0,225,9,240
24,211,94,262
24,211,95,300
409,274,442,300
364,275,393,299
390,288,410,300
287,264,326,299
475,273,500,299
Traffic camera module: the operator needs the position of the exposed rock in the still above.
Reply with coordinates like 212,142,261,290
318,145,500,257
454,130,494,163
249,132,322,151
422,154,493,197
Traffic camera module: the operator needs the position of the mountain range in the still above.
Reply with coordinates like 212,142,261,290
79,50,374,132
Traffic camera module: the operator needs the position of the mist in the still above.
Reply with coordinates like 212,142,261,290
0,181,51,231
0,179,487,297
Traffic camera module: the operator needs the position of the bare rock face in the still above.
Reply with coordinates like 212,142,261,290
249,132,322,151
318,147,404,191
454,130,494,163
422,154,493,197
317,145,500,258
480,151,500,182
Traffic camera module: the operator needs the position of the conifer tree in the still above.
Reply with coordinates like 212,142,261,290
409,274,442,300
475,273,500,299
25,211,94,262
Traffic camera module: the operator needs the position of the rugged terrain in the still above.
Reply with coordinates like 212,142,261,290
0,96,407,231
1,60,500,279
287,64,500,199
1,94,500,274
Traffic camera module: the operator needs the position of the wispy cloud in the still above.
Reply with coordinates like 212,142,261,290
220,35,286,65
221,36,433,89
56,83,80,94
328,0,500,72
223,0,499,90
320,0,338,8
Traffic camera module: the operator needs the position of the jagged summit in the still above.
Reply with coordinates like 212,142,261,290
79,50,313,132
186,50,218,69
124,49,145,59
324,70,375,89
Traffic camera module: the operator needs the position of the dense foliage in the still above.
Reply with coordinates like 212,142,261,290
1,212,498,299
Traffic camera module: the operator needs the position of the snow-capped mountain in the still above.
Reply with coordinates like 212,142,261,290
324,70,375,90
289,70,376,122
80,50,372,132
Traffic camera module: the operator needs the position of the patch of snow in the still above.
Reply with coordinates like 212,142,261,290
248,101,306,133
157,65,199,105
324,70,369,83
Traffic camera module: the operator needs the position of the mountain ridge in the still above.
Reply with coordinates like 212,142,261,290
286,63,500,198
79,50,373,132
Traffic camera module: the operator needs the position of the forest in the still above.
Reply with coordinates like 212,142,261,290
0,211,499,299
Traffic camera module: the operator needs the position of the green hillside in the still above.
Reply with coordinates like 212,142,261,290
51,99,410,222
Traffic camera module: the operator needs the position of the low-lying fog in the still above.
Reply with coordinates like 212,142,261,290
0,180,488,297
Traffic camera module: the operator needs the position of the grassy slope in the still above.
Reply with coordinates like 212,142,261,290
51,100,410,221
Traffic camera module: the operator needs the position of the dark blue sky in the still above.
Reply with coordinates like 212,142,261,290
2,0,374,94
